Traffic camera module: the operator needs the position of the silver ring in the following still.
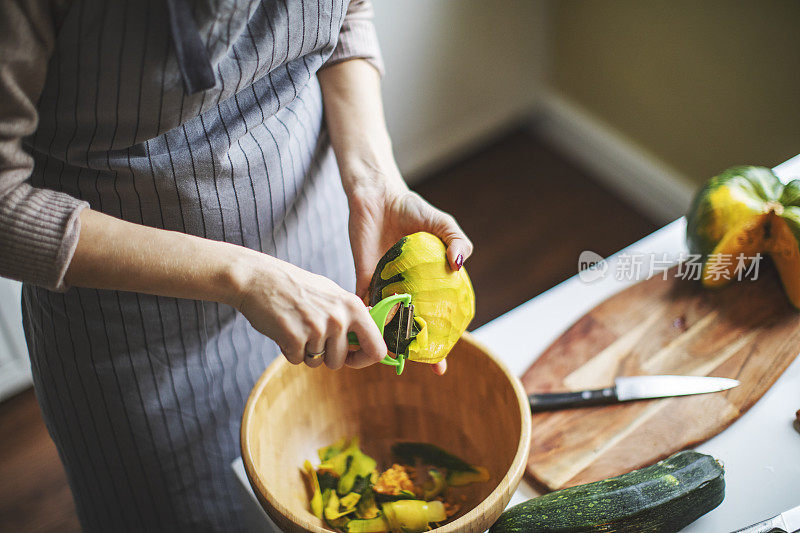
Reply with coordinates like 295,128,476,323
305,349,326,361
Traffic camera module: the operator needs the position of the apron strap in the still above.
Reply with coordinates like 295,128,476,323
165,0,216,94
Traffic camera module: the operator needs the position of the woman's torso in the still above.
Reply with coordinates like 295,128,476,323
20,2,356,530
25,0,351,261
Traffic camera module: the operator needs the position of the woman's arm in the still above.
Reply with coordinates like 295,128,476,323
65,209,247,305
64,209,387,369
318,60,474,295
318,59,474,375
317,60,394,199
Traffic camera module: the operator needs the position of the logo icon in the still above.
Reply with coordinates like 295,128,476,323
578,250,607,283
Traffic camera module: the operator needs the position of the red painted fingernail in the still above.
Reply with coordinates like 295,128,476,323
455,254,464,270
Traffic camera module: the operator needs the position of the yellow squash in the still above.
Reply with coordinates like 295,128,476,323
368,232,475,364
686,165,800,308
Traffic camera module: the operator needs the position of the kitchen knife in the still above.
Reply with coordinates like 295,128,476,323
732,503,800,533
529,375,739,411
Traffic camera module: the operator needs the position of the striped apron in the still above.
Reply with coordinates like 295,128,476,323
20,0,354,530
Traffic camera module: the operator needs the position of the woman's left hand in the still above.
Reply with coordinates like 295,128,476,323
319,59,473,375
345,166,474,375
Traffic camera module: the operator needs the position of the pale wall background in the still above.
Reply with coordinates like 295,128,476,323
373,0,549,182
374,0,800,189
551,0,800,185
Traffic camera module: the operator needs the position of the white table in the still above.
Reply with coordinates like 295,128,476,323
233,155,800,532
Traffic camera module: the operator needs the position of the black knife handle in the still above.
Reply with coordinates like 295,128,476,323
529,387,617,411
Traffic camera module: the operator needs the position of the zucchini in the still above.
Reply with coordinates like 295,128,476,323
392,441,489,488
447,466,489,487
339,451,377,495
339,492,362,509
382,500,447,533
318,449,352,478
391,442,476,473
323,489,340,520
356,489,380,519
319,437,349,462
422,469,446,500
373,490,417,503
343,515,391,532
318,471,339,492
324,488,360,522
490,450,724,533
303,460,324,519
318,437,378,496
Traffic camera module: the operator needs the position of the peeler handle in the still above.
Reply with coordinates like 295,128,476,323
348,293,412,374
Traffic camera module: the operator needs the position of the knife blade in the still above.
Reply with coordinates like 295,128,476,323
528,375,739,411
732,503,800,533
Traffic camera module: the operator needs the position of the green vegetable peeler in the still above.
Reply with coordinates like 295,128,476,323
347,293,414,375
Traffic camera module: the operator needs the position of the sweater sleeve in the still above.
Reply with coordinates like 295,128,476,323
0,0,88,292
324,0,384,76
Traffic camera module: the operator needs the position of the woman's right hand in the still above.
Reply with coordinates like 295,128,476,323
66,210,385,369
232,253,388,370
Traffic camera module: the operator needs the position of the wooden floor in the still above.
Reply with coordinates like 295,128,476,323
0,386,81,532
0,128,656,532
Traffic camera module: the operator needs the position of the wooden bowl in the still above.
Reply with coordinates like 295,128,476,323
241,332,531,533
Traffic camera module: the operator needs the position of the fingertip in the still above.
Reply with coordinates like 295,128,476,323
344,351,366,368
356,327,388,363
431,360,447,375
305,356,325,368
446,246,465,271
366,343,388,366
346,349,385,369
325,359,345,371
283,349,304,366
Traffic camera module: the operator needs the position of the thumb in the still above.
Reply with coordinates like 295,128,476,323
421,206,474,272
355,260,374,301
352,238,379,300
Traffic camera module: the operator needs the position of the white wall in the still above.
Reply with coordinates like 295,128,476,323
374,0,549,182
0,278,30,401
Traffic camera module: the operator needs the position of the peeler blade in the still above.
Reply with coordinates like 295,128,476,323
390,303,414,356
395,305,406,351
394,306,402,356
404,304,414,340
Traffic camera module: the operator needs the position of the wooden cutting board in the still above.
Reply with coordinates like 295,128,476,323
521,263,800,491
